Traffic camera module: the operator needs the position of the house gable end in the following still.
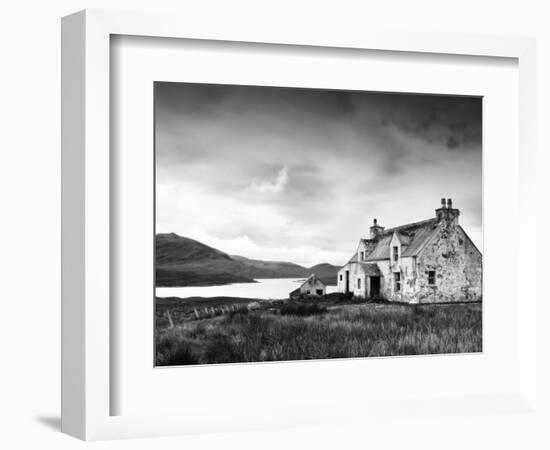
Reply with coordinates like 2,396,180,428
457,225,482,257
389,232,402,262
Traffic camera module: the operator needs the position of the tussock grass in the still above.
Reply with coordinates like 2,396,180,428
280,301,327,316
155,302,482,366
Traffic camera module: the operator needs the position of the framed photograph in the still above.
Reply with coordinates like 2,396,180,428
62,9,537,440
153,83,483,367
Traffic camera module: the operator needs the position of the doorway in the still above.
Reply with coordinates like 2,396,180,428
369,276,380,298
345,270,349,293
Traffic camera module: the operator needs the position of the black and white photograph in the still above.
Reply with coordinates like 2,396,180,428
154,82,483,366
3,1,546,446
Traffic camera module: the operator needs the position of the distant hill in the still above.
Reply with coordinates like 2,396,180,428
230,255,310,278
307,263,340,285
156,234,252,286
155,233,341,287
156,233,232,264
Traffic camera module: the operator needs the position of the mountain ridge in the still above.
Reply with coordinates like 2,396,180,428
155,233,340,287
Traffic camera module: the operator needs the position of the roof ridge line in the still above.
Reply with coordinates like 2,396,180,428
382,217,437,234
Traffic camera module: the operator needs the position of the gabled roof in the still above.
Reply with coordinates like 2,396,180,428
347,251,358,264
300,273,326,288
400,221,439,256
346,238,378,263
364,234,393,261
357,263,381,276
340,218,441,267
365,218,439,261
395,233,412,246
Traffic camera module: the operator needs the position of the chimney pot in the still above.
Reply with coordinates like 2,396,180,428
435,198,459,224
369,218,384,238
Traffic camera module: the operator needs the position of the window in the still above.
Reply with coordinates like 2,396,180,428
394,272,401,292
428,270,436,285
360,251,364,261
393,246,399,262
358,278,361,289
339,274,343,281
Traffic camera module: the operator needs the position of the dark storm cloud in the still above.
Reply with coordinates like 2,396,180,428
155,82,482,265
372,94,482,150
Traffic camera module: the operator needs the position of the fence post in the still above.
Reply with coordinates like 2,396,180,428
166,309,174,329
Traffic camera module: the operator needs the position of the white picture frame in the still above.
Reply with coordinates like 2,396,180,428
61,9,537,441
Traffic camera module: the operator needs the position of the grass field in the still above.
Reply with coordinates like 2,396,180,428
155,296,482,366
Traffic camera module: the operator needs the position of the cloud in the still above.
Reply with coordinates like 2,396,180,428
249,166,289,194
155,83,483,266
446,136,460,149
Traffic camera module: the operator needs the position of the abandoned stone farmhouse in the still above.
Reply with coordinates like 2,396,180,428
337,199,482,303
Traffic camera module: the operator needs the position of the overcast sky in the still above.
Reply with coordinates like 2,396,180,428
155,82,482,267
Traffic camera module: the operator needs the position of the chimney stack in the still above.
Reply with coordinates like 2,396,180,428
436,198,459,225
369,218,385,239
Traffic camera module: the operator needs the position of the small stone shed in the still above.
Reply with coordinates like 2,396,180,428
289,274,326,299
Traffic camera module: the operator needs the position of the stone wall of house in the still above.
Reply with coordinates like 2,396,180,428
414,225,482,303
337,265,350,293
339,263,365,297
352,263,367,297
338,256,415,301
378,256,418,302
337,263,372,298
